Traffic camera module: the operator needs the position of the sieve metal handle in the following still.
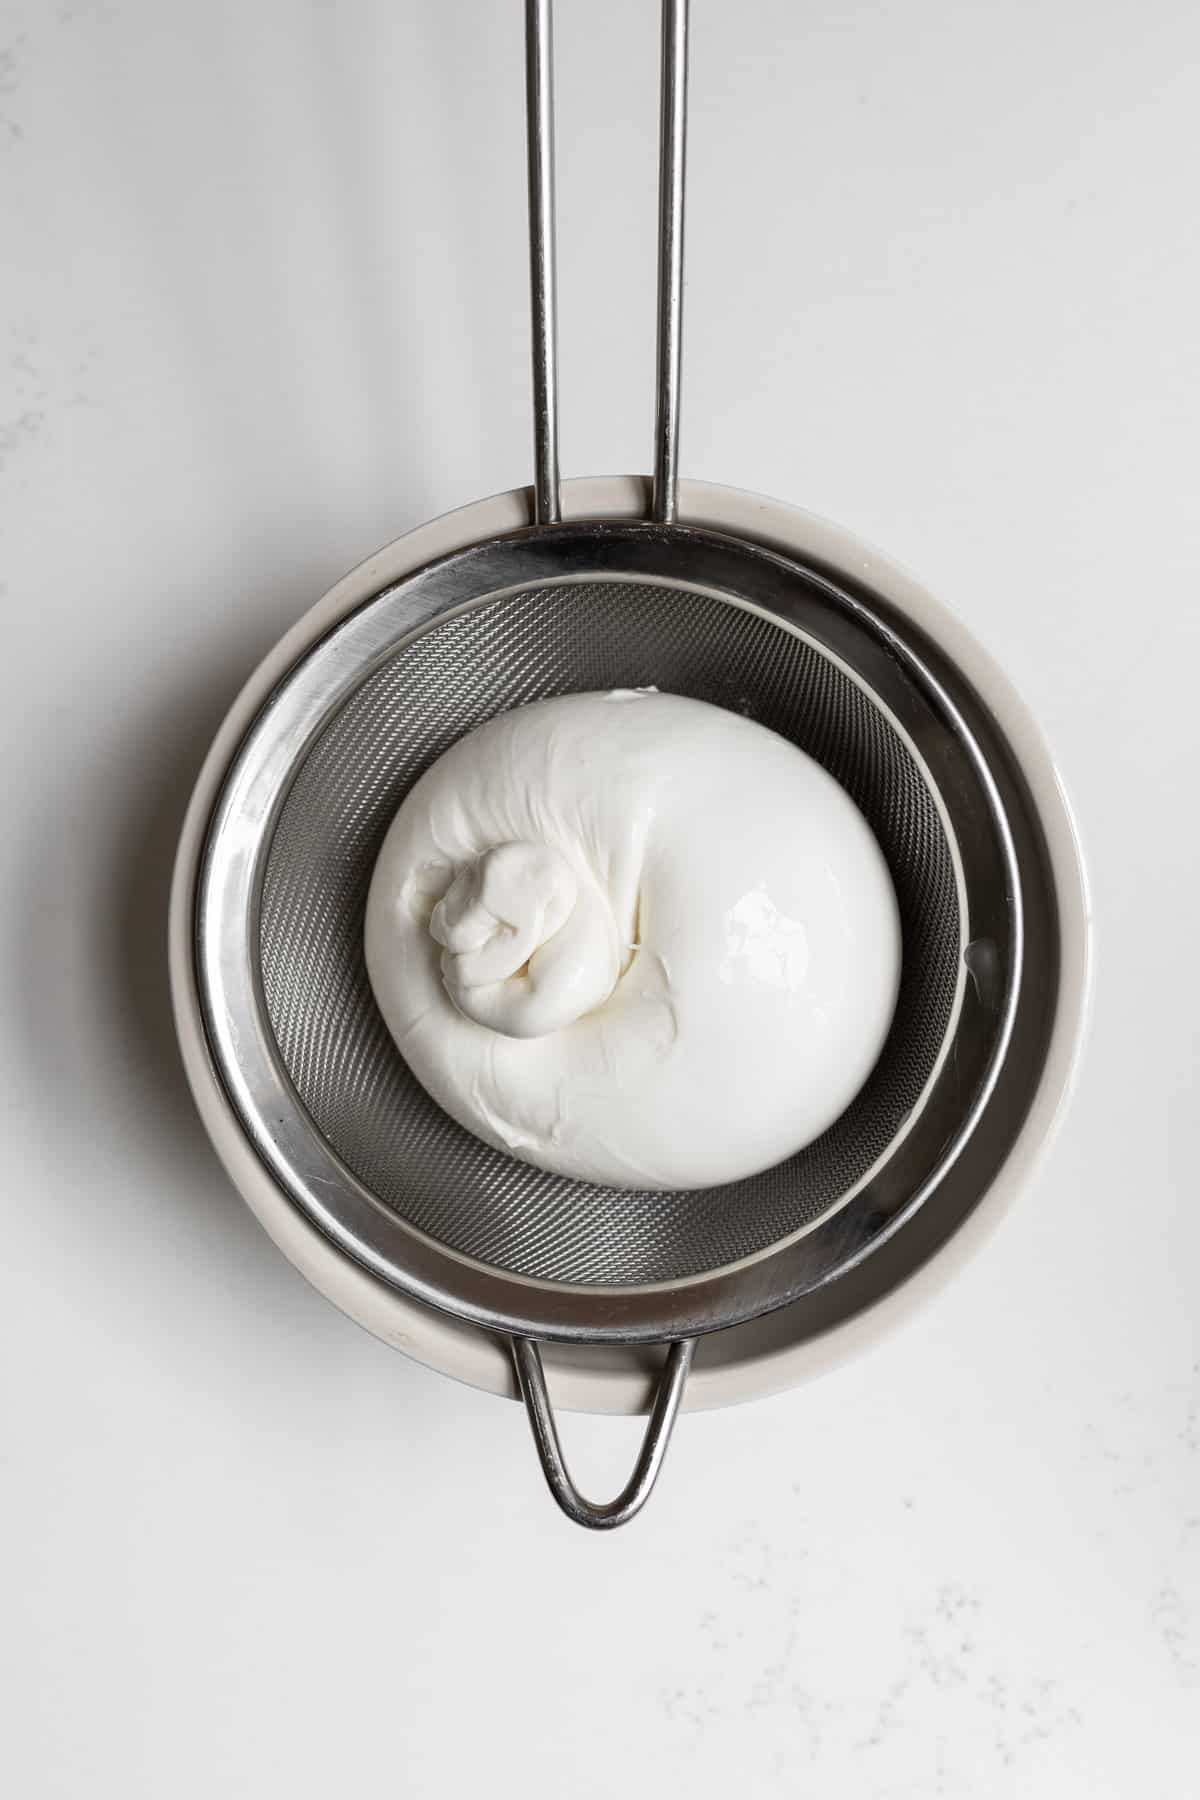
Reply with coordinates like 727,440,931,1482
524,0,689,529
511,1335,696,1530
518,3,692,1529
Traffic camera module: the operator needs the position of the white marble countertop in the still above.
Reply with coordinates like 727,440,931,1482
3,0,1196,1792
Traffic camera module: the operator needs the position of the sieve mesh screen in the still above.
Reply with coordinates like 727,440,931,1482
258,579,960,1286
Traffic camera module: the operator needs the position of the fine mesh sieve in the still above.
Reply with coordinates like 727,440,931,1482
189,0,1060,1527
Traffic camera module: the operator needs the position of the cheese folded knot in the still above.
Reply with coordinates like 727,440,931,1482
430,841,621,1039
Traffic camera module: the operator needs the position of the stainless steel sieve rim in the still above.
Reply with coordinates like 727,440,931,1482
196,516,1024,1346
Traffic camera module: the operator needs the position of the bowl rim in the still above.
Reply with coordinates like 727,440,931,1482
169,474,1092,1416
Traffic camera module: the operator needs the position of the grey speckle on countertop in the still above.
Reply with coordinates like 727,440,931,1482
658,1531,1085,1789
0,33,29,150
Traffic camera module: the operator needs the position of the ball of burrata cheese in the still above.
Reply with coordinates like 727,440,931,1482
364,689,900,1190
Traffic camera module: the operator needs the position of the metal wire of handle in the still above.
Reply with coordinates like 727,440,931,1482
524,0,560,524
524,0,690,529
652,0,688,524
511,1336,697,1530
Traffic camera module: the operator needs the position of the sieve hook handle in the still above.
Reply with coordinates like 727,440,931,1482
524,0,689,528
511,1335,696,1530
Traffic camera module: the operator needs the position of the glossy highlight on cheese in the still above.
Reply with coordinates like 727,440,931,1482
364,690,901,1190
